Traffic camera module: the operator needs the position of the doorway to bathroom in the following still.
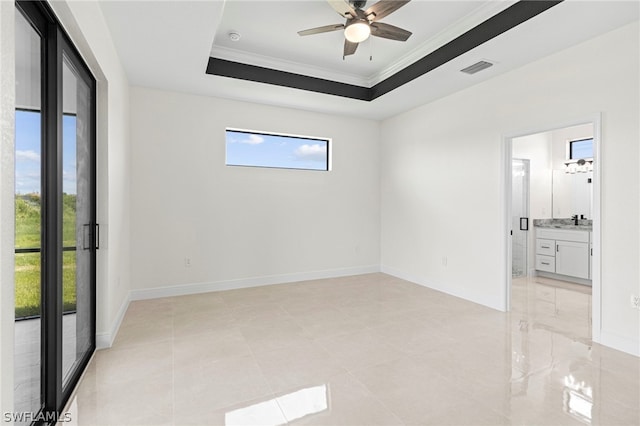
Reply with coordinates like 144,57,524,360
504,116,601,343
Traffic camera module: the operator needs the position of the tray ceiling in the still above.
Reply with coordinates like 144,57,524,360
99,0,640,120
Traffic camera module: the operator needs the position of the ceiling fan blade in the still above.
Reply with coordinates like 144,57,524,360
344,39,359,56
365,0,411,22
370,22,412,41
327,0,357,18
298,23,345,36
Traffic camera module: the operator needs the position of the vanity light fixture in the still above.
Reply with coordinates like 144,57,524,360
564,159,593,174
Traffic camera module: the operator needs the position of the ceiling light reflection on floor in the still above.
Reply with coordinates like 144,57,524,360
276,384,329,422
563,374,593,424
225,384,329,426
224,399,286,426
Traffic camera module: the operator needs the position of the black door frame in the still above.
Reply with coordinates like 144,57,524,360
15,1,96,422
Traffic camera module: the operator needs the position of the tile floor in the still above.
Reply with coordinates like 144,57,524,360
15,314,78,426
63,273,639,425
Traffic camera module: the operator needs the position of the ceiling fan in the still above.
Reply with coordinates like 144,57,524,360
298,0,412,58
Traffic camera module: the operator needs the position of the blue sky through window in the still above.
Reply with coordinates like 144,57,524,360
15,110,77,194
570,138,593,160
15,110,41,194
226,130,329,171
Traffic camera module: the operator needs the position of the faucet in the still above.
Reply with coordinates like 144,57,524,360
571,214,579,225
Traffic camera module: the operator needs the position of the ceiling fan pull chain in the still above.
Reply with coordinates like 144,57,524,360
370,34,373,61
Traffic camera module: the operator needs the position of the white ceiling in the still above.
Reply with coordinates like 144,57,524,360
99,0,639,120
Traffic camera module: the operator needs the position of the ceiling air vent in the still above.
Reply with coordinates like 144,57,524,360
460,60,494,75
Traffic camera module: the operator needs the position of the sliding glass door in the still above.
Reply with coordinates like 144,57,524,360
14,7,43,421
14,1,96,423
61,53,95,388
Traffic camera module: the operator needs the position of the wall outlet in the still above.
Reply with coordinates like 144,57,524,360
631,294,640,310
184,257,192,268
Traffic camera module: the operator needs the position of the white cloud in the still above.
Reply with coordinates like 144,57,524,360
294,144,327,162
239,134,264,145
15,171,40,194
16,150,40,162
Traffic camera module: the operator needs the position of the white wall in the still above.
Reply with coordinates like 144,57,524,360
380,22,639,355
129,87,380,296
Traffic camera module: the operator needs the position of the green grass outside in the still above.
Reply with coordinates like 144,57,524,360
15,193,78,318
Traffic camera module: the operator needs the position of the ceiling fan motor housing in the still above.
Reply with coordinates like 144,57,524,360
297,0,413,57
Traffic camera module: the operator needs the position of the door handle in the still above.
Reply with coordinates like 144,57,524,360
82,224,91,250
82,223,100,250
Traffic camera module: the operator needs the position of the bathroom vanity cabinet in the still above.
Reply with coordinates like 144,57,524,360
535,228,591,282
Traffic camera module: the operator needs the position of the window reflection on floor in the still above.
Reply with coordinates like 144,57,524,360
564,374,593,423
512,275,594,425
224,384,328,426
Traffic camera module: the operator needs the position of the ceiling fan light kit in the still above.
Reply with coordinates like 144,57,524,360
344,19,371,43
298,0,412,57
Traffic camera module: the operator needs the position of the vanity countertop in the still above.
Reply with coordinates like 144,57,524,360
533,218,592,231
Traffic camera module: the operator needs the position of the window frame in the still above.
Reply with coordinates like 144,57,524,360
15,1,97,422
568,138,594,160
225,128,332,172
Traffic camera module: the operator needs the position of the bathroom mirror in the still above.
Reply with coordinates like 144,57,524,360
552,170,593,219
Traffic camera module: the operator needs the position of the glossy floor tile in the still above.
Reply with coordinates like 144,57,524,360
63,274,639,425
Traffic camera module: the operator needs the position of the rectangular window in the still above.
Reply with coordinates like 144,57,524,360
225,128,330,171
569,138,593,160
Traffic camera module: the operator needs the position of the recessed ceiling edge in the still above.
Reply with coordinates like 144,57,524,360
206,0,564,102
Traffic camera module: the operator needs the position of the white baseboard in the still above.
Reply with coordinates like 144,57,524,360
381,265,506,312
382,266,640,358
97,266,378,347
96,296,130,350
129,265,380,301
98,264,639,359
598,330,640,357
